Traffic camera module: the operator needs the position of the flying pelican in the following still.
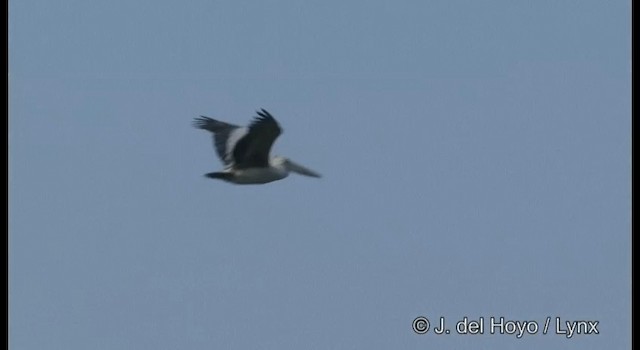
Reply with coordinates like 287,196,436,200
193,109,321,184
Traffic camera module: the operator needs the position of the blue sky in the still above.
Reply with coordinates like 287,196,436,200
9,1,630,349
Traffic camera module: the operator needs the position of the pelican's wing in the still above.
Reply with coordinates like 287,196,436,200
232,109,282,168
285,159,321,178
193,116,247,167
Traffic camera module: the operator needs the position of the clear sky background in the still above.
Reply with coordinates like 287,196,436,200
9,1,630,349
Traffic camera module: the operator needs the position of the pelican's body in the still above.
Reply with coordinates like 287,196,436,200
193,109,321,185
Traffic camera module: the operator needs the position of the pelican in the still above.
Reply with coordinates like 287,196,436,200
193,109,321,184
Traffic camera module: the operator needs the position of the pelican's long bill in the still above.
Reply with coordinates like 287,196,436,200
285,159,322,178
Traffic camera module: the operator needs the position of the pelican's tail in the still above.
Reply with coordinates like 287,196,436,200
204,172,234,182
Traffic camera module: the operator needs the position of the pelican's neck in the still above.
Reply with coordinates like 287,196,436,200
270,156,286,166
269,156,290,175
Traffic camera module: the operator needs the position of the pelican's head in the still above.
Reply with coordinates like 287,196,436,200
271,156,321,178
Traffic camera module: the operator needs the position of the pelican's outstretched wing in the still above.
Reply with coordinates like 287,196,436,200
192,116,247,167
232,109,282,168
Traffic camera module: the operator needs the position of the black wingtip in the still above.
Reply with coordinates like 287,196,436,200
192,116,212,129
257,108,273,119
